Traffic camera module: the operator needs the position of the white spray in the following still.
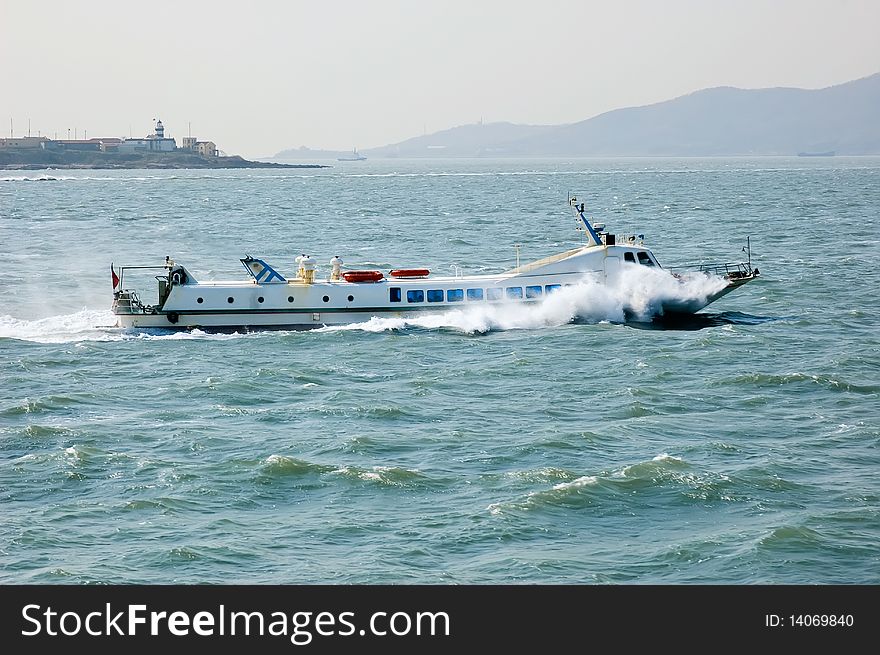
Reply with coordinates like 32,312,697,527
324,266,728,335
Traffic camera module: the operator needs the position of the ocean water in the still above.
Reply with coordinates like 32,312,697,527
1,157,878,584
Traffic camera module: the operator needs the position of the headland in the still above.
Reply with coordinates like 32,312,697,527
0,149,327,170
0,118,328,169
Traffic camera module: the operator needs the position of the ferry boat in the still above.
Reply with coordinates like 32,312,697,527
111,198,760,330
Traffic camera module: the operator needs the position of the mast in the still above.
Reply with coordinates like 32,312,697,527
569,196,603,246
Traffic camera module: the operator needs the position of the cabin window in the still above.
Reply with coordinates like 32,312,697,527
624,252,636,263
197,297,204,304
427,289,444,302
287,296,294,303
322,295,330,302
227,297,234,304
389,287,401,302
487,288,503,301
525,285,542,299
545,284,561,294
506,287,523,299
347,295,354,302
447,289,464,302
637,252,655,266
466,288,484,301
257,296,264,303
407,290,424,303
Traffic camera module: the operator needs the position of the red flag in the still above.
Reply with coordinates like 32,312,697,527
111,264,120,290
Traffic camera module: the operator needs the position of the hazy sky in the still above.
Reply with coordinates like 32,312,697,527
2,0,879,158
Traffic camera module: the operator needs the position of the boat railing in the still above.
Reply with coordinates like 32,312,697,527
667,261,754,278
117,264,172,290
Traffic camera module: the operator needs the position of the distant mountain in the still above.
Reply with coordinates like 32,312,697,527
273,123,553,160
276,73,880,158
362,122,555,158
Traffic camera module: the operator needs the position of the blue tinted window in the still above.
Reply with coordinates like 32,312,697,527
486,288,503,301
545,284,562,294
506,287,523,299
427,289,444,302
466,288,484,301
447,289,464,302
407,290,424,303
525,285,542,298
390,287,401,302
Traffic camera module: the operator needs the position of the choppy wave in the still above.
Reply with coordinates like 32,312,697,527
260,455,336,477
0,174,65,182
487,454,744,515
722,372,880,394
330,464,431,487
256,456,431,488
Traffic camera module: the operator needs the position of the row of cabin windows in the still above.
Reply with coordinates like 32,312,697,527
391,284,564,304
624,251,656,266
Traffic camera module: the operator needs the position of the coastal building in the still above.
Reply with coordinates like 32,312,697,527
180,135,217,157
6,119,221,158
0,136,49,149
97,138,123,152
195,141,217,157
44,139,101,152
41,137,122,152
118,119,176,153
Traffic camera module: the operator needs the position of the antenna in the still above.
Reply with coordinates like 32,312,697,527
514,243,521,269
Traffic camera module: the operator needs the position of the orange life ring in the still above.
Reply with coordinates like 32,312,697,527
342,270,385,283
389,268,430,278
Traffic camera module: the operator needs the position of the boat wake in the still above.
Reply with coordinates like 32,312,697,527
322,266,729,335
0,309,120,343
0,309,246,344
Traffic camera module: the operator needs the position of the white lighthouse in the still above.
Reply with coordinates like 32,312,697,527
118,118,177,153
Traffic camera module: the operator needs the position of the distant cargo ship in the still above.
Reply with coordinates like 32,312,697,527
797,151,836,157
337,148,367,161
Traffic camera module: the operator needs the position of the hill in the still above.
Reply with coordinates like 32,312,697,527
278,73,880,158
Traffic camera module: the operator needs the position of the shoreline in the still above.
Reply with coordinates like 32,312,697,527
1,163,330,170
0,151,329,170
